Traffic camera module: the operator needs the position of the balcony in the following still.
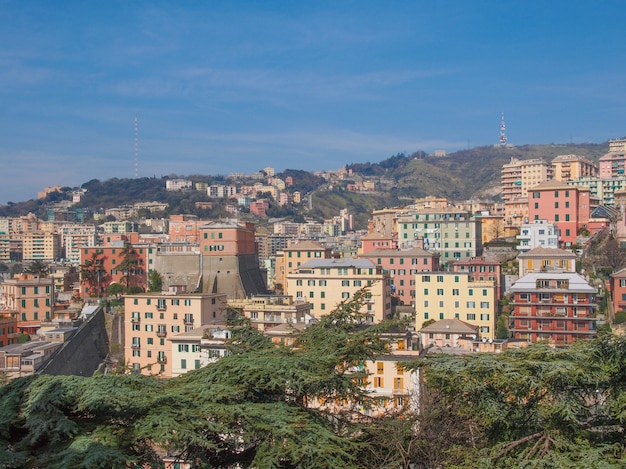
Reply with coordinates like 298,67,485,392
157,356,167,364
131,343,140,349
157,329,167,338
131,316,140,323
184,316,194,325
156,304,166,311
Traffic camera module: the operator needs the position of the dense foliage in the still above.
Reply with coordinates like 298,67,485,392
410,334,626,468
0,292,400,468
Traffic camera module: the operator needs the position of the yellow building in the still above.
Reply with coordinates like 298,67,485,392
415,272,497,339
502,157,553,203
21,231,60,261
124,292,227,377
286,258,391,323
275,240,332,295
551,154,597,181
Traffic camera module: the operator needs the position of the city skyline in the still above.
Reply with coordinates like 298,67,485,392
1,1,625,204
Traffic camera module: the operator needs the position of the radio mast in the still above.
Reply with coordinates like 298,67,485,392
134,115,139,178
499,112,507,147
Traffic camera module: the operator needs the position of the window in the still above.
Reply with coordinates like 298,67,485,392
307,280,315,286
377,362,384,374
466,301,476,308
422,275,430,282
467,313,476,320
437,288,444,295
342,280,350,286
555,214,559,221
439,312,444,319
480,301,490,308
342,292,350,299
452,289,459,296
565,214,570,221
181,359,187,369
480,314,490,321
437,275,444,282
555,202,559,208
423,288,429,295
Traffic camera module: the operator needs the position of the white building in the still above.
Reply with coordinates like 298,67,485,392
516,219,560,252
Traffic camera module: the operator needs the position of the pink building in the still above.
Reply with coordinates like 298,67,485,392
361,247,440,307
598,151,626,179
528,180,590,247
360,232,397,254
250,200,269,217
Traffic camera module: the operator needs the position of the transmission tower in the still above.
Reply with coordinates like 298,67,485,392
499,112,507,146
134,115,139,178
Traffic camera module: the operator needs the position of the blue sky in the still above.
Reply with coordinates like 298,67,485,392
1,1,625,204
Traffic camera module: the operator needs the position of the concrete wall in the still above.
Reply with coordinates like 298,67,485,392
38,306,109,377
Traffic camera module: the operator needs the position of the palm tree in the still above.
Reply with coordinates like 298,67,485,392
24,260,49,277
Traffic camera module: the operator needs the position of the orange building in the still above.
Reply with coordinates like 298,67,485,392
1,274,54,334
79,243,148,297
0,314,19,347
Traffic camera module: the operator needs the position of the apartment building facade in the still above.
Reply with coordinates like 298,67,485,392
516,220,560,252
396,208,482,264
551,154,597,181
275,240,332,295
1,274,54,334
414,272,497,339
501,157,553,203
124,292,227,377
509,272,596,345
286,258,391,323
528,180,591,246
361,247,440,307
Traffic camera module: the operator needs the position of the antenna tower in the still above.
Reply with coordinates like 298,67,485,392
134,115,139,178
499,112,507,146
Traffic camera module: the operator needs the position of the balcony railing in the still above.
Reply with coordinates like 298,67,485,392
131,343,140,349
184,317,194,325
131,317,140,323
157,329,167,338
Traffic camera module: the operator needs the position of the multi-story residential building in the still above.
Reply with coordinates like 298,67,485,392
609,138,626,153
208,185,237,198
551,154,597,181
501,157,553,203
124,292,227,377
504,196,529,228
79,243,148,297
360,232,398,254
361,247,440,307
102,221,139,234
450,256,504,305
197,220,267,298
414,272,497,338
599,149,626,179
286,258,391,323
517,246,577,278
0,232,10,263
516,220,560,252
370,207,401,237
0,314,19,347
276,240,332,295
169,324,232,378
2,274,54,334
610,268,626,316
22,231,60,261
168,214,202,243
56,223,97,265
166,179,192,191
528,180,591,246
509,272,596,344
566,176,626,207
396,208,482,264
228,295,313,331
0,340,61,380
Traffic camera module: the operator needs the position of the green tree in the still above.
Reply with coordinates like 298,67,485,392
0,289,396,468
23,260,48,277
495,314,509,339
80,252,110,297
118,242,143,290
147,270,163,292
410,336,626,467
106,283,125,297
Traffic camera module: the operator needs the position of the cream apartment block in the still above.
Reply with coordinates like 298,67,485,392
414,272,497,339
396,208,482,264
275,240,333,295
21,231,60,261
501,157,553,203
551,154,597,181
286,258,391,323
169,324,231,378
124,292,227,377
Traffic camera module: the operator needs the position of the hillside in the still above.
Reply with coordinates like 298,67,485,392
0,142,611,226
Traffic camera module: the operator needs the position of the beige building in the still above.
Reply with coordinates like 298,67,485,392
227,295,313,331
22,231,60,261
169,324,231,378
286,258,391,323
275,240,332,294
501,157,553,203
124,292,227,377
517,246,577,277
551,154,597,181
415,272,497,339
